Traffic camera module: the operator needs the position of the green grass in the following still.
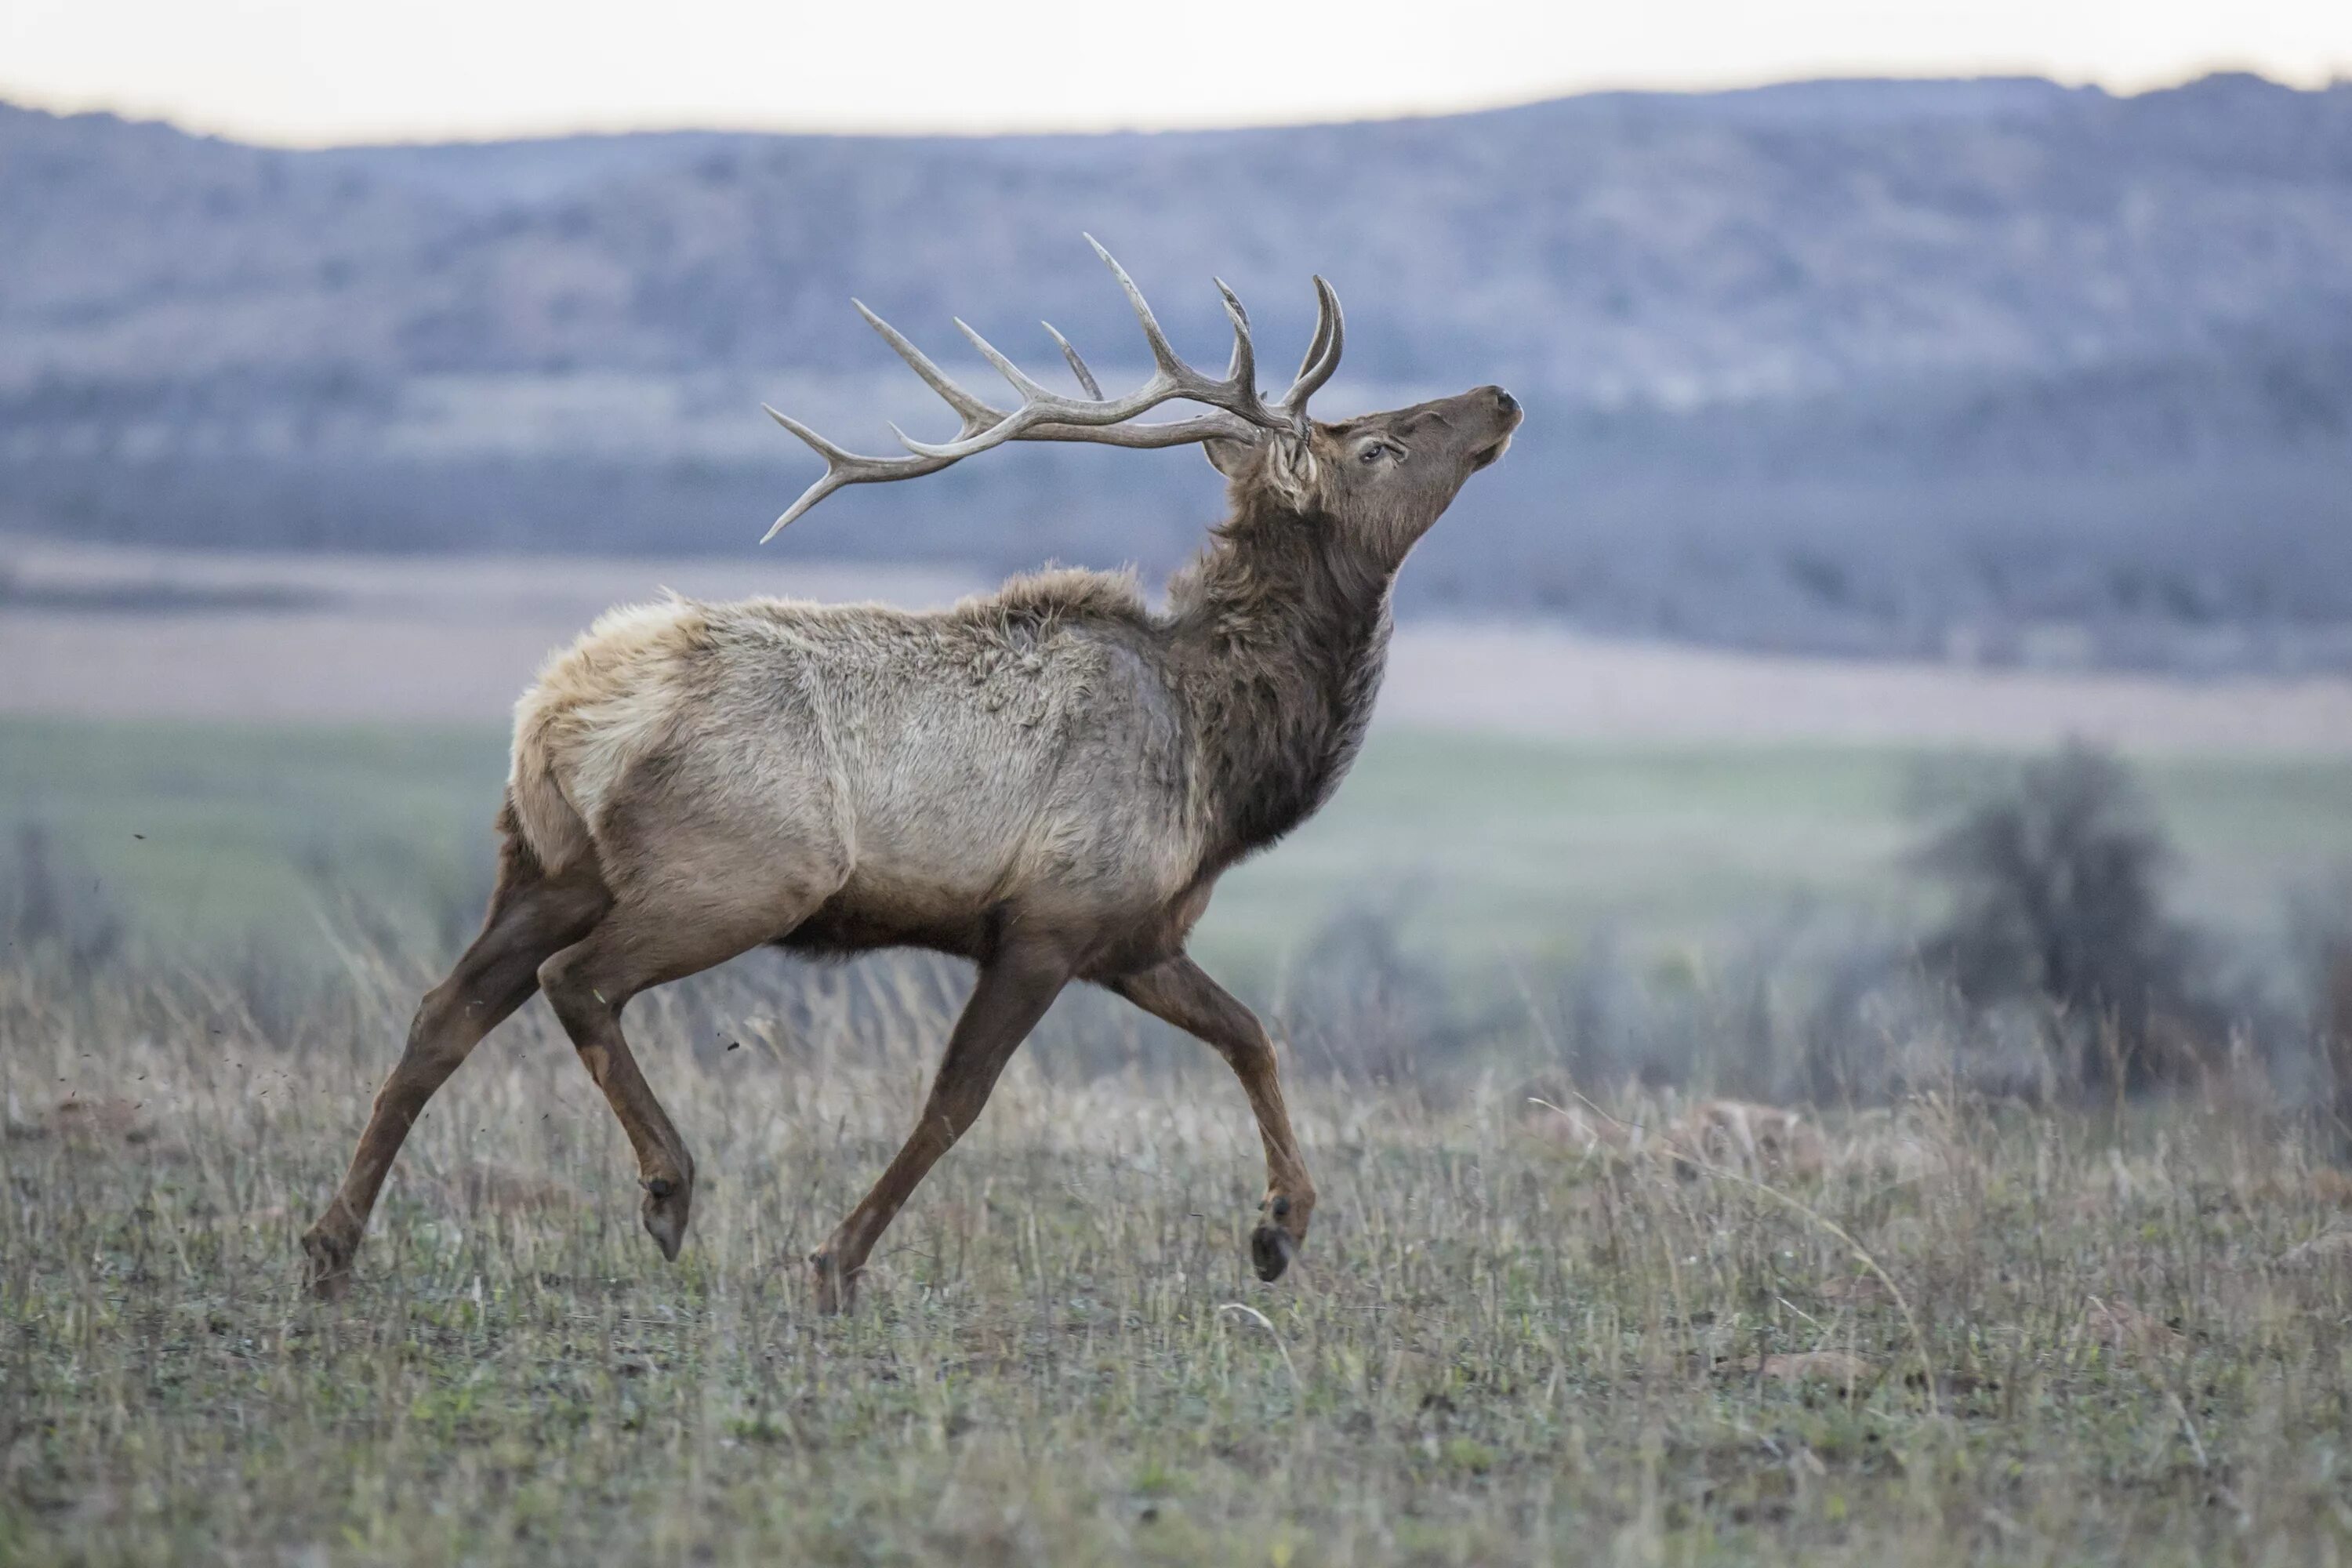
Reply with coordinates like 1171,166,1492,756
5,715,2351,974
7,942,2352,1564
0,717,508,955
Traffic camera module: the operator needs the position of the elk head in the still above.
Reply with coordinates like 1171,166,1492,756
1201,387,1519,572
759,236,1519,567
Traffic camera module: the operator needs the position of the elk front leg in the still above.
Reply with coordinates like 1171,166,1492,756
302,848,609,1298
1113,955,1315,1282
811,937,1072,1312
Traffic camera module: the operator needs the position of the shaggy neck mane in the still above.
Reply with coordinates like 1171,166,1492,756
1162,488,1397,866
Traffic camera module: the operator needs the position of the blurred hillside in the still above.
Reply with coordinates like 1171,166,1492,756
5,73,2350,670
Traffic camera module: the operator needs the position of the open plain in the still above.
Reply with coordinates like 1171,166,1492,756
9,939,2352,1564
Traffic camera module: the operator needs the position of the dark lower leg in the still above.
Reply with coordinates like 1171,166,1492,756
813,939,1071,1310
1115,955,1316,1280
303,852,608,1294
539,953,699,1261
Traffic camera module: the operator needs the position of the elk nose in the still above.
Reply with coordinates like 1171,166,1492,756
1494,387,1519,416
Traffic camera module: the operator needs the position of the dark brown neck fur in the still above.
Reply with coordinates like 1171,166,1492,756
1160,490,1396,868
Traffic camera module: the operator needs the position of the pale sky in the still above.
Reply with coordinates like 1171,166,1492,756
3,0,2347,146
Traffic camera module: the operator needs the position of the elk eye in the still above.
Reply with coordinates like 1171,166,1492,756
1359,443,1392,465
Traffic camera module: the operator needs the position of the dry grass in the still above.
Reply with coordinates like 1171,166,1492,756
8,942,2352,1565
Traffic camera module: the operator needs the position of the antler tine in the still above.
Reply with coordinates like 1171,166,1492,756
1091,242,1273,431
763,472,850,542
1308,275,1345,390
898,238,1285,461
953,318,1062,403
1276,275,1345,421
1040,322,1103,399
1212,278,1258,401
760,405,956,541
855,300,1003,428
762,302,1033,539
1086,233,1189,380
1288,281,1334,395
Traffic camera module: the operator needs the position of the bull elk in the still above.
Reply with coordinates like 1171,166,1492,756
302,237,1520,1309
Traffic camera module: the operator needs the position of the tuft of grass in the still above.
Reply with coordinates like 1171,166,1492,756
7,941,2352,1563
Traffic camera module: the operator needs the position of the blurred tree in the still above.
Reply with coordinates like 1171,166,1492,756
1914,742,2212,1092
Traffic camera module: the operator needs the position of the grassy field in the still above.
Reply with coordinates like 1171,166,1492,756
8,941,2352,1563
8,715,2351,978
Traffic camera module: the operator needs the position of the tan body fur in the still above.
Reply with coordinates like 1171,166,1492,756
513,572,1205,972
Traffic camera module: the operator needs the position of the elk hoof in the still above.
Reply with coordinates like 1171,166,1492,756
300,1227,355,1301
1249,1223,1297,1283
809,1250,856,1316
640,1175,692,1263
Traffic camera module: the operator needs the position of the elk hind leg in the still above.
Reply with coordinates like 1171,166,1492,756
303,836,611,1298
537,872,840,1264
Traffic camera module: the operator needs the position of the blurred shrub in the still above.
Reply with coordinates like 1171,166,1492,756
1911,742,2217,1091
1533,909,1946,1108
1276,900,1478,1085
2,822,122,973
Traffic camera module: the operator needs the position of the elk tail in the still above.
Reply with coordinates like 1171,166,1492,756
504,710,595,878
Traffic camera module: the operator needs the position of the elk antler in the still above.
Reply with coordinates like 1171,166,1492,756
760,236,1345,539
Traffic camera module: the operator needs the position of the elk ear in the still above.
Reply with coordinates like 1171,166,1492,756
1201,435,1255,479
